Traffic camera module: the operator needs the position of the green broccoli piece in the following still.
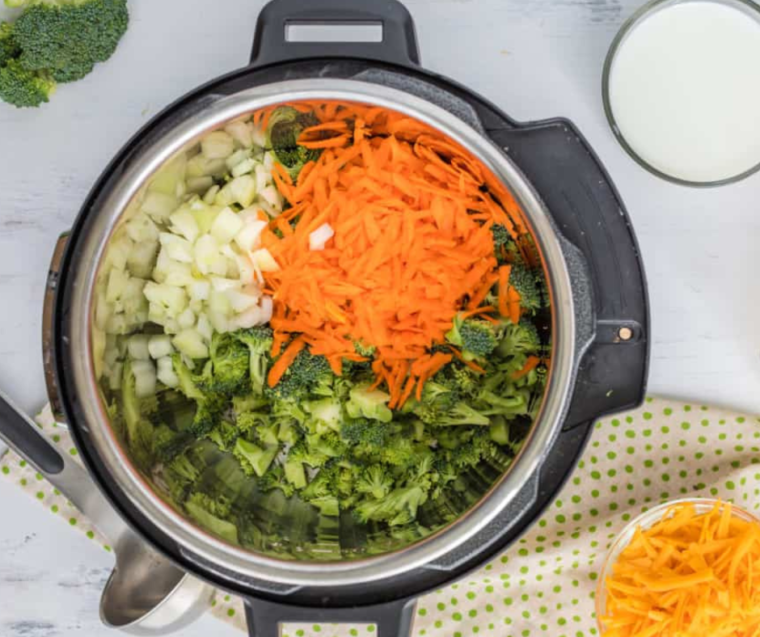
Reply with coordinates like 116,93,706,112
233,438,278,478
11,0,129,84
303,398,343,434
266,106,321,178
234,326,273,396
256,464,296,498
309,496,340,517
195,332,250,396
341,419,393,453
346,384,393,423
446,315,499,359
0,58,55,107
268,348,333,399
0,22,19,66
509,264,544,315
354,485,428,527
356,465,394,500
498,320,541,357
184,492,239,545
189,392,228,437
172,353,204,401
152,425,194,463
490,224,521,264
205,420,239,452
283,455,307,489
429,403,491,427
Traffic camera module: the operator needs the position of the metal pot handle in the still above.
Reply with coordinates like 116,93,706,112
0,389,127,541
250,0,420,69
245,596,416,637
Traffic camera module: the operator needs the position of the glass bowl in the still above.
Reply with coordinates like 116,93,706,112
595,498,760,633
602,0,760,187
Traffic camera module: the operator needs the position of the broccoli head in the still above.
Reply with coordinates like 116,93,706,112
12,0,129,84
0,22,19,66
509,264,545,315
267,348,333,399
354,485,429,527
446,315,499,359
491,223,521,264
345,384,393,423
0,58,55,107
195,332,250,396
233,438,278,478
266,106,321,177
498,320,541,357
356,465,394,500
234,326,273,396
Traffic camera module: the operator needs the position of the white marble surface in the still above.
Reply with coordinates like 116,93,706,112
0,0,758,635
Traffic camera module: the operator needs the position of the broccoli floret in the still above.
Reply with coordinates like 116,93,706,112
189,392,228,437
440,428,497,469
233,438,278,478
0,22,19,66
354,485,428,527
172,354,204,401
266,106,321,178
11,0,129,84
309,496,340,517
498,320,541,357
509,264,544,315
268,348,333,399
205,420,240,452
341,419,393,452
234,326,273,396
283,454,307,489
303,398,343,434
184,492,239,544
346,384,393,423
195,332,250,396
425,402,491,427
446,315,499,359
356,465,394,500
491,224,521,264
153,425,194,463
0,58,55,107
256,464,296,498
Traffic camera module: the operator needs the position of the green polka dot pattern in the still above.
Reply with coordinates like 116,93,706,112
2,399,758,636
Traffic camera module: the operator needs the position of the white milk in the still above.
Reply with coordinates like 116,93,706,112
608,1,760,183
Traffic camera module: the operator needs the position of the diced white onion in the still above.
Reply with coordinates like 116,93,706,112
260,296,274,323
190,280,210,303
127,334,151,360
177,307,196,330
225,120,254,149
201,131,235,159
159,233,194,264
203,184,220,205
251,248,279,272
232,158,257,178
226,289,259,313
259,185,283,212
141,192,178,221
234,220,266,253
169,209,200,243
157,357,179,388
309,223,335,251
193,234,220,276
148,335,174,359
196,314,213,342
211,207,244,244
132,360,157,398
173,330,209,359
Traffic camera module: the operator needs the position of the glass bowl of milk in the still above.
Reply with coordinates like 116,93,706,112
603,0,760,186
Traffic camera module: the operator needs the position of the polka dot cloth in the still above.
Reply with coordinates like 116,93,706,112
2,398,758,636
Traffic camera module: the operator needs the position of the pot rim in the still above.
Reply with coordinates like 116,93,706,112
60,78,580,587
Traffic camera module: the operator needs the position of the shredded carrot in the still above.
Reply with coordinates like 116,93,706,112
601,501,760,637
512,355,540,379
260,104,533,405
267,337,305,387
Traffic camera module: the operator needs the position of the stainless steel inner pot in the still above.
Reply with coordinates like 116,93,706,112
61,79,584,588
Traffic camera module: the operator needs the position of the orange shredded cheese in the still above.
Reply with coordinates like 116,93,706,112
601,501,760,637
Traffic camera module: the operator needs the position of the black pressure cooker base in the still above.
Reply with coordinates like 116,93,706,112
52,0,648,632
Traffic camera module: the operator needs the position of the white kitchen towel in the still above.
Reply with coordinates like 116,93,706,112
2,397,759,637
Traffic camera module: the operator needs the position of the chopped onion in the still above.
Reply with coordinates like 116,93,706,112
156,357,179,388
251,248,279,272
201,131,234,159
177,307,196,330
127,334,151,360
225,120,254,149
226,289,259,313
148,335,174,359
196,314,213,342
190,280,210,303
211,207,244,244
131,360,157,398
232,158,257,178
260,296,274,323
169,209,200,243
173,330,209,359
309,223,335,251
234,220,266,253
141,192,178,221
233,306,264,330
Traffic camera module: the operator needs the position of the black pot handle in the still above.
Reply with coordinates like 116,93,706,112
486,119,650,429
245,596,416,637
250,0,420,69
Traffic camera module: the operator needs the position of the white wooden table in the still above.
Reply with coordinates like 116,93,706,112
0,0,758,635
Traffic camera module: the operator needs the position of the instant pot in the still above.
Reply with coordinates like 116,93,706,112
42,0,649,634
